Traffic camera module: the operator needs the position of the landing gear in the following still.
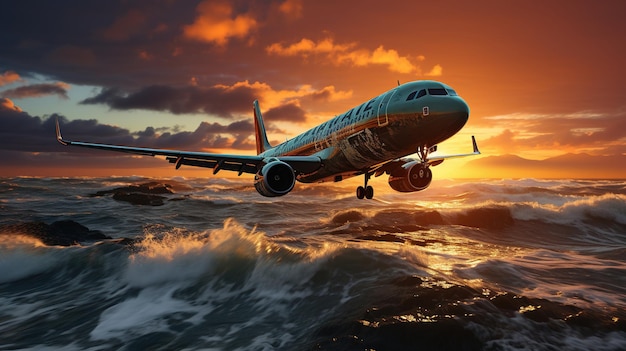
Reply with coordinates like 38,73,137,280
356,172,374,199
417,144,428,163
356,185,373,199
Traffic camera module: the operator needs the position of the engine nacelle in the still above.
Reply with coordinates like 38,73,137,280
254,160,296,197
388,161,432,192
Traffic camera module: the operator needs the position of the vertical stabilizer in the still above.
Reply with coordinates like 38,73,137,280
253,100,272,155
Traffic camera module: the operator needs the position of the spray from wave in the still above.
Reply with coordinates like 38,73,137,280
0,177,625,350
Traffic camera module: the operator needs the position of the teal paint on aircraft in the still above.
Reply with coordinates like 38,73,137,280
56,80,479,199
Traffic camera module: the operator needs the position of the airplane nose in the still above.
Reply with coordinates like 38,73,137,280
448,97,470,126
457,97,470,117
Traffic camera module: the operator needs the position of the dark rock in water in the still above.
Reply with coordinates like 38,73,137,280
91,182,175,196
112,192,167,206
0,220,111,246
313,276,484,350
90,181,178,206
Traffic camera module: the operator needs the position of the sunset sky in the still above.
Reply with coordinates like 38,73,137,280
1,0,625,179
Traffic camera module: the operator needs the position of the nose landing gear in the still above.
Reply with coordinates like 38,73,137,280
356,172,374,199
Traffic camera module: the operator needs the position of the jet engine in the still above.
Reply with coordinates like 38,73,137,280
254,160,296,197
388,161,432,192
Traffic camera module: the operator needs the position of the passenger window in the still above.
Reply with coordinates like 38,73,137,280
416,89,426,99
428,88,448,95
406,91,417,101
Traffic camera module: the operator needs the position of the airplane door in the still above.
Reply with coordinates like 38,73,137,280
377,89,396,126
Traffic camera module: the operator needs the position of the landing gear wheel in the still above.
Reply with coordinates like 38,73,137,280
357,172,374,199
356,186,365,199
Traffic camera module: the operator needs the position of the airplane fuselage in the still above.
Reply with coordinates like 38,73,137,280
259,80,470,183
56,79,476,199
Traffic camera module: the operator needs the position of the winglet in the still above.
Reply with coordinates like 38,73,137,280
253,100,272,155
471,135,480,154
55,117,69,145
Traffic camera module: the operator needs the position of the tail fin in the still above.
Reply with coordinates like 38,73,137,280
253,100,272,155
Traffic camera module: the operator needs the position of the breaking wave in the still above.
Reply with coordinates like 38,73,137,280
1,177,625,350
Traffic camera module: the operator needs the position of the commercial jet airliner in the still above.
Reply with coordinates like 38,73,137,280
56,80,480,199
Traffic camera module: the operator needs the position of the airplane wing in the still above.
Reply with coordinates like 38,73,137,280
55,118,321,175
371,135,480,176
424,135,481,166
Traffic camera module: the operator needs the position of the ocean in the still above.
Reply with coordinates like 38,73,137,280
0,177,625,350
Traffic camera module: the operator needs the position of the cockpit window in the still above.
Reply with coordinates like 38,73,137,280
407,89,427,101
428,88,448,95
446,89,458,96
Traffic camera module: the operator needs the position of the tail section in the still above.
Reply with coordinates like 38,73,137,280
253,100,272,155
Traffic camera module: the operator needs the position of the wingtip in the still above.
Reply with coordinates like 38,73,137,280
471,135,480,154
55,117,68,145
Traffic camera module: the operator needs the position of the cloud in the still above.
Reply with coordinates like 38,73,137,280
278,0,303,18
183,1,258,46
337,46,418,74
1,82,70,99
81,80,351,119
0,98,22,112
47,45,98,68
266,38,347,56
425,64,443,77
263,102,307,123
0,101,259,174
81,84,255,117
479,111,626,156
99,9,147,42
0,71,21,86
0,99,257,159
266,38,431,75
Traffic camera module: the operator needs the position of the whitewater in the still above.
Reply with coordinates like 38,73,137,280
0,177,625,350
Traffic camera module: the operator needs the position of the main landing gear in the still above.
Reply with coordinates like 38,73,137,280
356,172,374,199
355,144,435,199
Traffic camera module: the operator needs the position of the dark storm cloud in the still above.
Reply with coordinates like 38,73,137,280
80,84,256,117
136,120,255,150
0,0,288,90
0,0,200,88
0,97,256,157
263,102,307,123
1,83,70,100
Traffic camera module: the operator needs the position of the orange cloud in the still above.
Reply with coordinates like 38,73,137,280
1,82,70,100
215,80,352,110
425,64,443,77
266,38,434,75
279,0,303,18
183,1,257,46
0,97,22,112
472,110,626,159
0,71,21,86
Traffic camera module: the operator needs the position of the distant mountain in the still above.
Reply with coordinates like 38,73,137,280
464,153,626,178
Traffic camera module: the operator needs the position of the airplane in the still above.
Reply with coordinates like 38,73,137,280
56,80,480,199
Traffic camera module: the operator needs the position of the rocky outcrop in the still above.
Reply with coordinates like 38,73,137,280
90,181,178,206
0,220,111,246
